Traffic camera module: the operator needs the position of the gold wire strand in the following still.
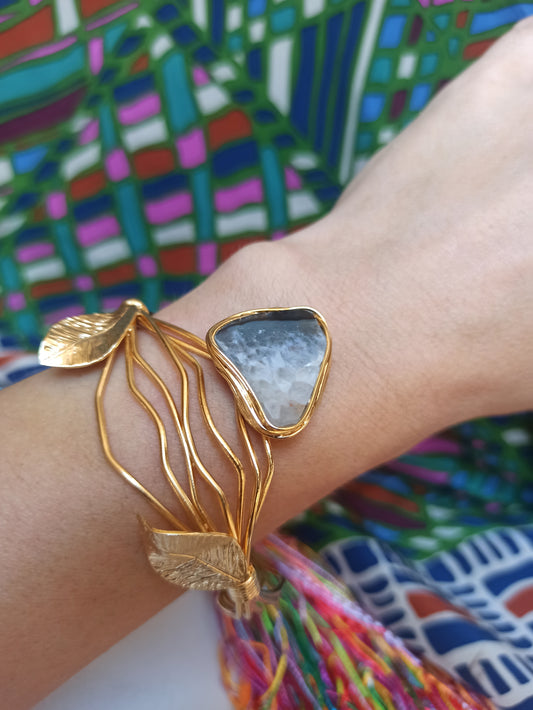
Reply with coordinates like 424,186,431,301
128,328,214,531
124,332,205,530
95,344,186,531
256,437,275,521
139,313,238,539
152,318,210,358
236,412,266,558
166,336,248,540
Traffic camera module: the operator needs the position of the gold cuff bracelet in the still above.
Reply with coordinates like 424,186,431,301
39,299,331,618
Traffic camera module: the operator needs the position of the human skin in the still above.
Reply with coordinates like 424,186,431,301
1,21,533,708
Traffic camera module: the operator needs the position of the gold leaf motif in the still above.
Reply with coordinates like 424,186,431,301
141,521,248,591
39,300,145,368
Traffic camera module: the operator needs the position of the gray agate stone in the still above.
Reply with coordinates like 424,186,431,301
214,309,327,428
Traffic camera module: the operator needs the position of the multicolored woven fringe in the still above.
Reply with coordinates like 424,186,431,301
218,535,495,710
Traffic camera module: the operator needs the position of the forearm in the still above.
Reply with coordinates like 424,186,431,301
0,229,455,708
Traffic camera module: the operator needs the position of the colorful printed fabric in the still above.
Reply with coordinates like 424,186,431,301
1,1,533,709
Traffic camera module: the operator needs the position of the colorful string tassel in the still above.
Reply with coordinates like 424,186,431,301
217,534,495,710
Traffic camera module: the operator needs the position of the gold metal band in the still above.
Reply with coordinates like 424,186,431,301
39,299,330,618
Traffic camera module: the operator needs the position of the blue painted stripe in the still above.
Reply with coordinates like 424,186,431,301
315,12,343,153
191,167,212,241
328,2,365,167
114,75,154,103
479,659,510,695
212,140,259,179
471,4,533,34
211,0,224,44
116,183,148,254
163,52,197,133
260,146,286,230
13,145,48,174
425,620,497,655
15,226,48,246
485,560,533,595
73,195,113,222
290,25,317,136
0,46,85,104
141,173,189,200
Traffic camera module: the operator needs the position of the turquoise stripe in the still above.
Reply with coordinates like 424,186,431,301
162,53,198,133
192,167,212,241
104,23,127,52
260,147,287,230
53,222,81,272
0,46,85,104
0,257,20,290
142,278,160,312
116,182,148,253
99,104,117,150
15,311,39,339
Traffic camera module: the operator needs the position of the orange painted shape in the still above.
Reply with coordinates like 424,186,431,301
208,110,253,151
353,482,419,513
463,38,497,60
505,586,533,618
133,149,175,180
80,0,122,18
159,245,196,274
70,170,106,200
456,10,468,28
31,279,72,299
408,591,468,619
97,263,136,287
0,7,54,61
131,54,149,73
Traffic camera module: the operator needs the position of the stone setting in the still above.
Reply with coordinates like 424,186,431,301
210,308,329,434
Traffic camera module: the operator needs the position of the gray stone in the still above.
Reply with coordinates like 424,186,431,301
214,310,327,428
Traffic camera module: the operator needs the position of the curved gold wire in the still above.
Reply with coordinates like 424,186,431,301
139,313,238,540
95,345,186,531
128,329,215,531
124,332,205,530
166,336,248,542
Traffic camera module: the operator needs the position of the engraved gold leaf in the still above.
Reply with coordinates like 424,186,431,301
38,301,142,368
142,521,248,591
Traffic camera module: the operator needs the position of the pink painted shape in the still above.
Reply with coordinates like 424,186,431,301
284,166,302,190
118,94,161,126
29,0,43,6
2,37,77,72
17,242,54,263
137,255,157,277
416,0,430,6
214,177,263,213
89,38,104,75
106,149,130,181
197,243,216,275
176,129,206,169
77,215,120,247
79,119,99,145
46,192,67,219
86,2,137,30
75,275,94,291
0,13,15,23
145,193,193,225
7,293,26,311
271,230,285,241
44,305,84,327
192,66,210,86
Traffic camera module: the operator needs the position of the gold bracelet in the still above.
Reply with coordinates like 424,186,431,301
39,299,331,618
